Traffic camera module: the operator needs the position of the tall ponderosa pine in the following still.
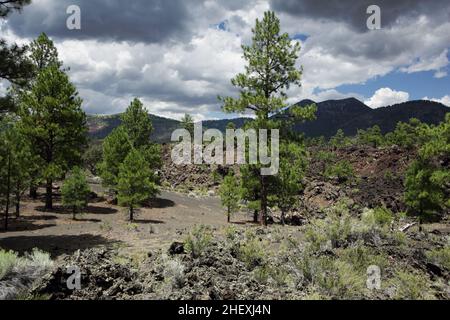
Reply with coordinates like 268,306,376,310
220,11,315,225
117,149,159,221
29,33,63,73
19,64,87,210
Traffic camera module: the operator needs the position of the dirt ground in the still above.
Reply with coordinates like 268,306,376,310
0,185,253,259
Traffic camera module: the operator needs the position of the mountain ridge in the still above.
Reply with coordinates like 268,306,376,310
87,98,449,142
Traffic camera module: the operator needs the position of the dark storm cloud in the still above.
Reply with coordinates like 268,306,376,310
6,0,191,43
271,0,450,31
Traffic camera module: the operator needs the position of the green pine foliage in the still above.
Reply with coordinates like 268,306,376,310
219,172,241,223
180,114,194,137
220,11,315,225
121,98,153,148
330,129,350,148
98,126,132,192
357,125,383,148
275,142,307,224
404,114,450,224
117,149,159,221
1,116,39,229
325,160,355,184
61,167,90,220
19,44,87,210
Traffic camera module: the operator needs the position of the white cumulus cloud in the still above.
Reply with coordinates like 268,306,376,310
423,95,450,107
365,88,410,109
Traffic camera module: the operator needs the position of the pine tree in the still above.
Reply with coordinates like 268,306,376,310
389,118,427,149
121,98,153,148
0,0,30,17
117,149,159,221
404,114,450,229
98,126,132,194
0,116,36,229
220,11,315,225
358,125,383,148
240,165,261,223
61,167,90,220
0,1,33,113
330,129,349,149
181,113,194,137
19,64,87,210
0,0,32,89
276,142,307,225
9,124,36,217
83,143,103,176
219,172,241,223
120,98,162,171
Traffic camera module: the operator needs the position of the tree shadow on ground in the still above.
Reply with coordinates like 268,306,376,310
145,197,175,209
36,205,118,215
0,217,56,233
0,234,122,258
85,206,118,215
21,215,58,221
230,221,247,225
132,219,165,225
74,218,102,223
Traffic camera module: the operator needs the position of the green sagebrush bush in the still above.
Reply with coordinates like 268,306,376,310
184,225,213,258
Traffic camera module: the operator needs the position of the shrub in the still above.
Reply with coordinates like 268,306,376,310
253,264,290,286
306,202,354,249
361,207,393,229
426,246,450,270
223,225,238,242
0,249,18,280
339,242,388,272
23,248,53,271
292,251,366,299
184,225,213,258
390,270,435,300
321,260,367,299
325,160,355,183
239,232,266,270
253,266,270,283
0,248,53,280
163,257,186,289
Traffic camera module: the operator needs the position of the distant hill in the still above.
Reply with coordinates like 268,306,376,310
290,98,448,137
87,99,449,142
87,114,180,143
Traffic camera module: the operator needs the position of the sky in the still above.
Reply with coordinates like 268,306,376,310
1,0,449,120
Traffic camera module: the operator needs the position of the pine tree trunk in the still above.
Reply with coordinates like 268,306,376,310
260,175,267,226
4,153,12,231
227,208,231,223
15,187,20,218
45,178,53,210
253,210,258,223
281,210,286,226
129,205,134,221
419,204,423,232
30,185,37,199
